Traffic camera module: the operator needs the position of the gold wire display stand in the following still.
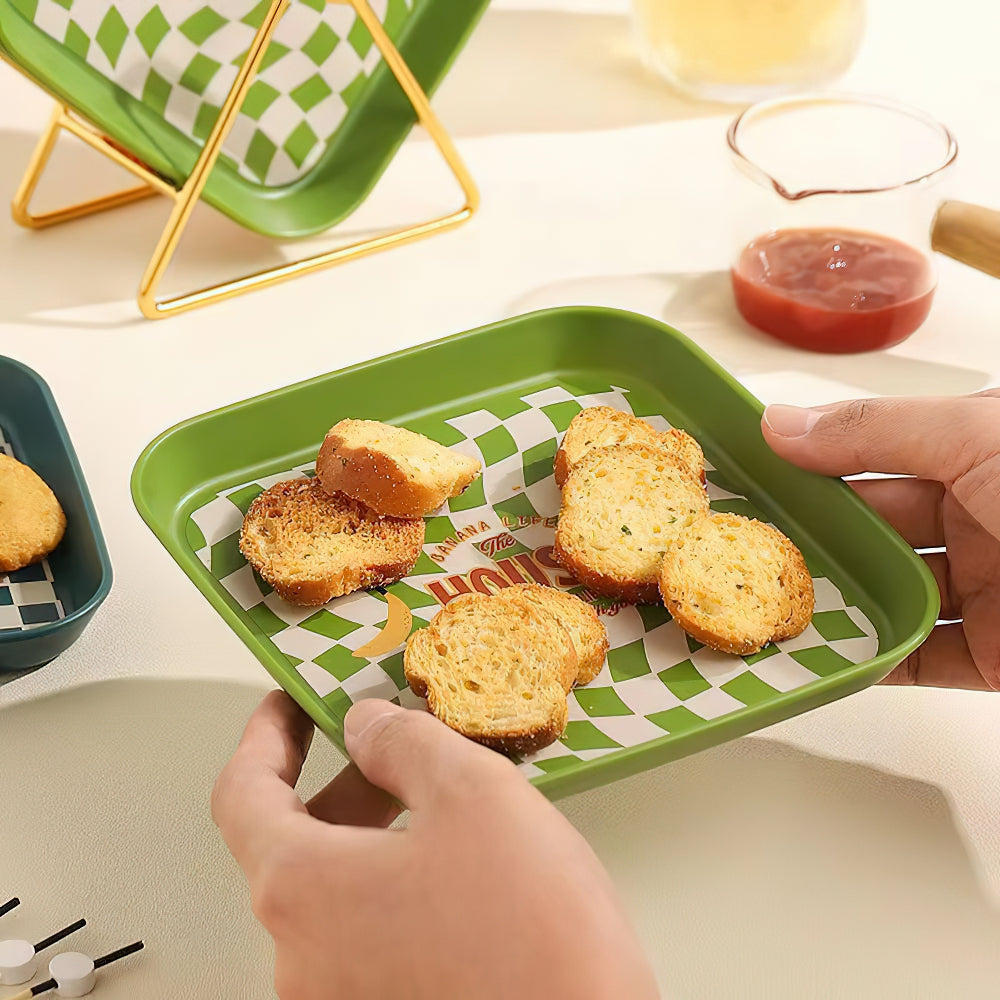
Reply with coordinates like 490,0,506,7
5,0,478,319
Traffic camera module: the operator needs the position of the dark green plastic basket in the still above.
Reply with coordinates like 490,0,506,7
0,357,112,680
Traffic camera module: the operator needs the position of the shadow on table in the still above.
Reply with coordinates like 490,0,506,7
435,9,729,138
0,677,340,999
510,271,991,398
561,734,1000,998
0,9,725,325
3,677,999,998
0,121,470,328
0,129,289,328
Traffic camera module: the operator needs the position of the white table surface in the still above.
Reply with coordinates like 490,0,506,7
2,1,1000,997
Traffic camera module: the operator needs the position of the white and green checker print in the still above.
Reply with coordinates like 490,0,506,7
0,427,66,633
16,0,413,184
187,384,877,777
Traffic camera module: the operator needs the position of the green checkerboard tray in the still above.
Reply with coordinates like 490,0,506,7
131,307,939,799
0,0,488,235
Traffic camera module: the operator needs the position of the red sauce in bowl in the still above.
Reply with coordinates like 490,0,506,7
731,228,935,353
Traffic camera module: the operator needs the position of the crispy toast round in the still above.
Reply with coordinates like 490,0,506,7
496,584,609,685
240,478,424,606
404,593,578,754
553,443,710,604
658,512,814,655
316,419,481,519
554,406,705,488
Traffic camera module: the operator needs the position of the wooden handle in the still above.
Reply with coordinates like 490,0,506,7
931,200,1000,279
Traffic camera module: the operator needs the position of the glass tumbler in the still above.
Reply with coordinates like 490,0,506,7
728,94,957,354
630,0,865,103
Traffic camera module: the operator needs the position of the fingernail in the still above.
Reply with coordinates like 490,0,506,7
344,699,398,746
763,404,824,439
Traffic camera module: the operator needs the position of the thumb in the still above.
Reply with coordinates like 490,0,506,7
343,700,514,811
761,396,998,482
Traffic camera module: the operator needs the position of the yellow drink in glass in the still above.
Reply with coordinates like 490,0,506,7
631,0,865,101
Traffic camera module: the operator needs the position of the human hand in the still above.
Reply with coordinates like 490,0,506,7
762,391,1000,690
212,691,659,1000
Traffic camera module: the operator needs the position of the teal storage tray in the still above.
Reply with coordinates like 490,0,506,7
0,357,112,680
131,308,938,799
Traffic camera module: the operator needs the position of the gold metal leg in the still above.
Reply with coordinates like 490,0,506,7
138,0,478,319
11,104,167,229
9,0,478,319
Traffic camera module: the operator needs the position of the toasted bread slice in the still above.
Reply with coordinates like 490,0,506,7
495,584,609,685
0,454,66,573
316,419,481,519
240,478,424,606
554,406,705,488
657,512,814,655
404,593,577,754
553,444,710,604
773,537,816,642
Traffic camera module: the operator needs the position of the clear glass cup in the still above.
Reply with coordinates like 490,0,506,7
630,0,865,103
728,93,958,353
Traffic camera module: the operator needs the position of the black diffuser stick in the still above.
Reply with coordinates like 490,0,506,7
0,897,20,918
33,917,86,953
18,939,145,999
93,939,145,969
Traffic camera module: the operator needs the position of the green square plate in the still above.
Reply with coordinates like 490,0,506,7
131,307,939,799
0,0,488,236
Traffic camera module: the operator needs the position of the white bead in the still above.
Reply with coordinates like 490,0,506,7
50,951,96,997
0,938,38,986
0,938,37,985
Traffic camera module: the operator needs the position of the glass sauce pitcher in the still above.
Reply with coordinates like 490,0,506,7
728,94,958,353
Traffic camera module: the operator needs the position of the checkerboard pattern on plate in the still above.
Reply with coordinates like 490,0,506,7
17,0,413,185
187,384,878,778
0,427,66,632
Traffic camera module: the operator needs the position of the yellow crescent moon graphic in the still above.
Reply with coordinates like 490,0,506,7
352,592,413,659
